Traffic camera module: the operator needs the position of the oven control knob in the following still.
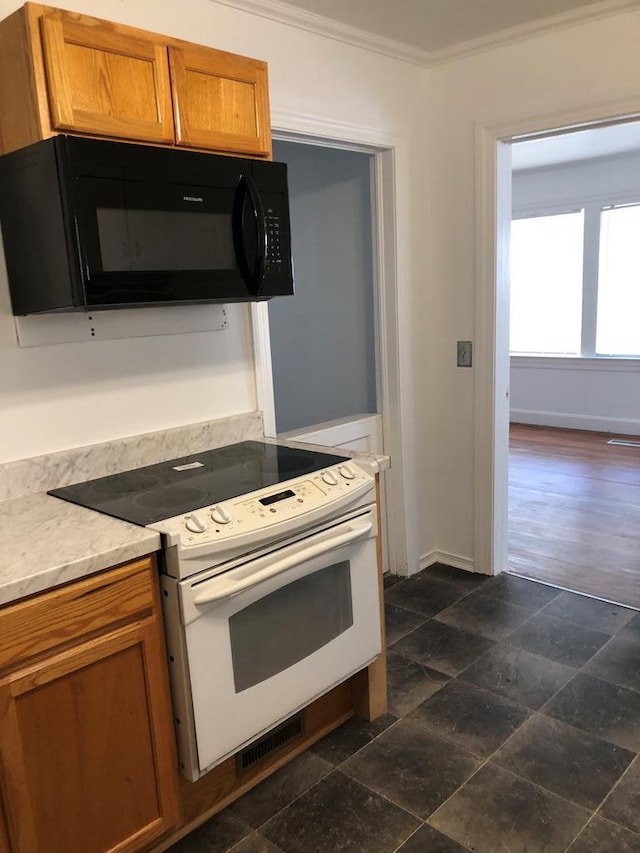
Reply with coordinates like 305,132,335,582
338,464,356,480
211,505,232,525
185,514,206,534
322,471,338,486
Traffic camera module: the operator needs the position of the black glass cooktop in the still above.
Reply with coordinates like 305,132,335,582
49,440,349,527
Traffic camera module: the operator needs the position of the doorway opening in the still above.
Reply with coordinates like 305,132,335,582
508,123,640,608
251,119,415,578
480,112,640,609
269,140,381,454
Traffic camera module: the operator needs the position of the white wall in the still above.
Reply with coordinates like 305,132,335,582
424,7,640,569
0,0,427,498
510,152,640,434
510,357,640,434
513,149,640,208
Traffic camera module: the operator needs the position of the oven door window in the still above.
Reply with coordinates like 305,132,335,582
228,561,353,693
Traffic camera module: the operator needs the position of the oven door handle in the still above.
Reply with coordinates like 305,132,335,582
193,519,373,606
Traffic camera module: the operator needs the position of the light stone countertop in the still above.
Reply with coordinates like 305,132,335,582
0,413,262,607
0,492,160,607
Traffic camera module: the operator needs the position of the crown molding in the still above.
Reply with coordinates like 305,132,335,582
270,104,404,149
211,0,639,68
209,0,430,66
426,0,640,66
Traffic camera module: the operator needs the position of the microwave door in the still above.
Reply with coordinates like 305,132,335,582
233,174,267,295
76,176,246,305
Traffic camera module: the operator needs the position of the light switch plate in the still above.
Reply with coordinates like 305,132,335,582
457,340,472,367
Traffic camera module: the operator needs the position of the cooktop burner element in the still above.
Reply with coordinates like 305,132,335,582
48,441,350,526
246,453,317,476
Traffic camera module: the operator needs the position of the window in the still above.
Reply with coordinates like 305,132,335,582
510,201,640,358
510,212,584,355
596,204,640,356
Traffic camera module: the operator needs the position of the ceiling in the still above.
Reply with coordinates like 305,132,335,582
258,0,632,57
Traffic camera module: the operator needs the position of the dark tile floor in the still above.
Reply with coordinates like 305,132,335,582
167,566,640,853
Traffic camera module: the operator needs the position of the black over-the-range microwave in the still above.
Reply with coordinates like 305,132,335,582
0,135,294,315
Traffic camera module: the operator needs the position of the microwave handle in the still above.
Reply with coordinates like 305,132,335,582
233,174,267,293
193,518,373,606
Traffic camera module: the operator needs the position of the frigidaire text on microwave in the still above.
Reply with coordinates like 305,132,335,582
0,135,294,315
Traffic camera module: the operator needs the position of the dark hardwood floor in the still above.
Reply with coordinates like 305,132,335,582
509,423,640,610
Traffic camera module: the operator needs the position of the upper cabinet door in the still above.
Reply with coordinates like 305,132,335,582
39,10,175,144
169,43,272,158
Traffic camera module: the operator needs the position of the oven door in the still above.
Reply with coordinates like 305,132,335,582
174,508,381,779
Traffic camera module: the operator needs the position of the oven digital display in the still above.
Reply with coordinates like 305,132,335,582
259,489,296,506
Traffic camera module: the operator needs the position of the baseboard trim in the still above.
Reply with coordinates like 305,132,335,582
511,409,640,436
419,551,480,574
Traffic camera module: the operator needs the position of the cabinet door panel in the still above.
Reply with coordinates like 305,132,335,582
40,12,174,144
169,44,271,157
0,619,178,853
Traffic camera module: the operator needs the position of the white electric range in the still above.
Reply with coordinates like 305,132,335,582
50,440,382,781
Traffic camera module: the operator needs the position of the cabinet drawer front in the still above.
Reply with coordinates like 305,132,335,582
40,11,174,144
169,44,272,158
0,556,157,671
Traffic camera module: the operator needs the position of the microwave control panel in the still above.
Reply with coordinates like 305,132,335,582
265,205,284,275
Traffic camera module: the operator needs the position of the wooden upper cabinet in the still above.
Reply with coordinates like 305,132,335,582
169,43,272,158
39,9,174,144
0,3,272,157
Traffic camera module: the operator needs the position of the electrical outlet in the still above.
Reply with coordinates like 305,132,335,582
457,340,472,367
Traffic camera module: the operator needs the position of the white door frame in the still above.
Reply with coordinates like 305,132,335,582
474,99,640,575
251,108,415,576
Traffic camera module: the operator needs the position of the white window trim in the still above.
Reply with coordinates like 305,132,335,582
511,354,640,372
511,188,640,359
513,187,640,218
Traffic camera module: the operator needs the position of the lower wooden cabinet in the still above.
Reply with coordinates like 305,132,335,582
0,557,179,853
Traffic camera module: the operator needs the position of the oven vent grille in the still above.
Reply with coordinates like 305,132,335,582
237,712,305,774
